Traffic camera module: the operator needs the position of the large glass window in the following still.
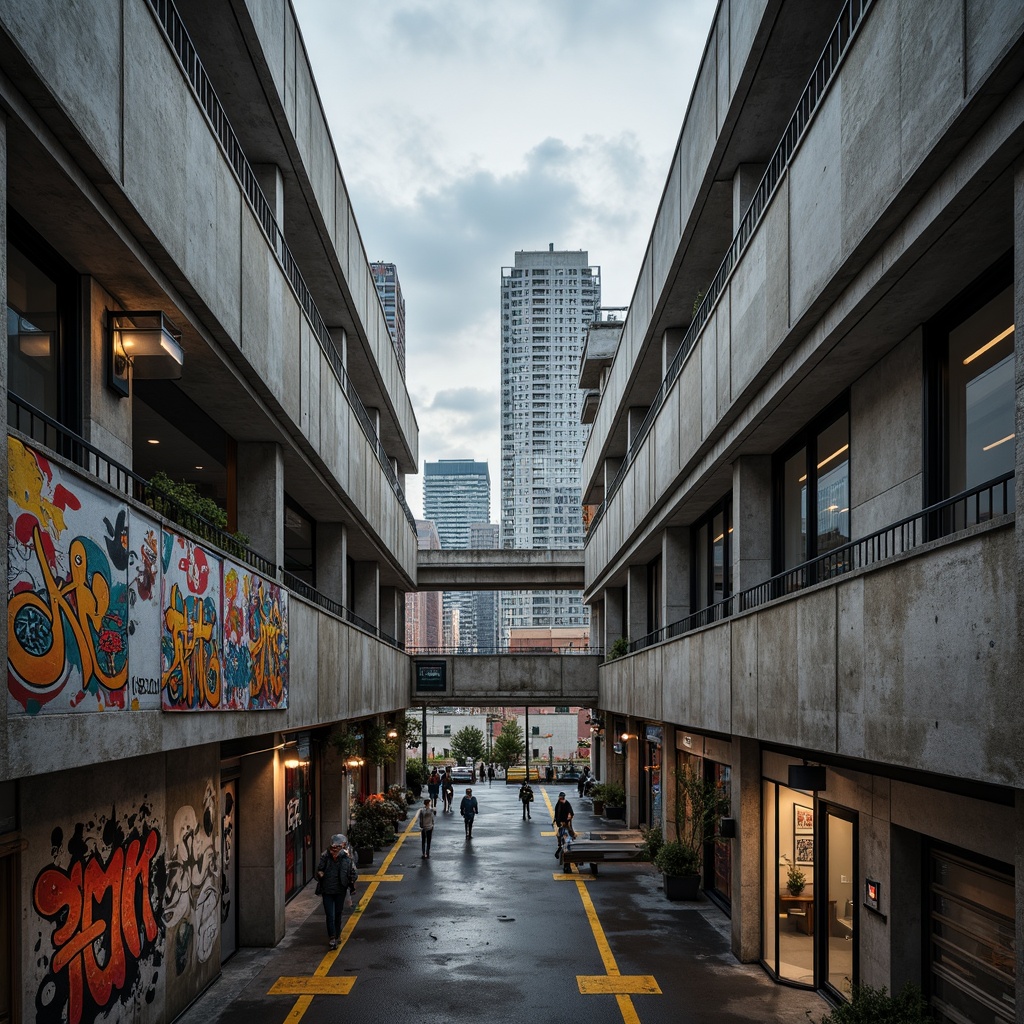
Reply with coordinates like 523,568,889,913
928,270,1016,525
706,760,732,907
691,495,732,618
284,495,316,587
824,807,856,1000
775,403,850,581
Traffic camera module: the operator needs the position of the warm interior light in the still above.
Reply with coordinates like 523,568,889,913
195,465,204,470
982,433,1014,452
817,444,849,470
963,324,1014,365
387,729,398,739
284,758,300,769
147,438,160,445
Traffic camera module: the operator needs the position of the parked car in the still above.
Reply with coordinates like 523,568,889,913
451,765,475,784
559,767,582,782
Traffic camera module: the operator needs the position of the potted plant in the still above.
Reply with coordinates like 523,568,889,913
351,794,396,850
346,818,375,867
640,824,663,863
405,759,427,796
786,859,806,896
816,983,930,1023
589,783,607,815
658,762,728,900
602,782,626,820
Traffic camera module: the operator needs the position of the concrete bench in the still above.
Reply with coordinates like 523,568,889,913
561,836,648,875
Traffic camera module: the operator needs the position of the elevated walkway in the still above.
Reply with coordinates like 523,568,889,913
415,548,584,590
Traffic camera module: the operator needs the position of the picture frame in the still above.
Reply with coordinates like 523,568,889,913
794,836,815,865
794,804,814,834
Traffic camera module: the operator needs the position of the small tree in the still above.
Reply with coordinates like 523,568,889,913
450,726,485,765
403,714,422,750
365,724,398,767
671,761,728,876
493,719,525,770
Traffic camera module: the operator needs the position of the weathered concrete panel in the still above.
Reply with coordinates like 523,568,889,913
287,599,319,723
789,81,843,322
245,0,286,99
965,0,1024,97
840,0,900,260
700,330,717,440
764,177,790,356
728,0,767,97
795,588,837,750
756,601,799,744
0,0,121,179
661,636,689,725
729,226,767,399
700,626,732,734
653,150,683,290
680,47,718,229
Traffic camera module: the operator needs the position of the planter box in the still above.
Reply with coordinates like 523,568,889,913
605,805,625,820
355,847,374,867
663,873,701,900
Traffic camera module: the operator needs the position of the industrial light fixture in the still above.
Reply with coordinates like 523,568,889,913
14,316,53,358
620,732,636,742
284,758,301,769
344,756,365,771
108,310,185,396
387,727,399,740
963,324,1014,365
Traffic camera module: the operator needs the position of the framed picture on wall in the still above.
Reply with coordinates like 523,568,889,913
794,804,814,834
795,836,815,865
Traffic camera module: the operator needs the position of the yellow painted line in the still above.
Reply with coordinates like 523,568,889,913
271,977,356,995
279,814,420,1017
554,871,578,879
576,877,619,975
577,976,661,995
541,830,557,837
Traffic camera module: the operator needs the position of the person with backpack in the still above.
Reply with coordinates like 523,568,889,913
315,833,358,949
519,780,534,820
428,768,441,807
418,797,436,858
459,788,479,839
441,769,454,812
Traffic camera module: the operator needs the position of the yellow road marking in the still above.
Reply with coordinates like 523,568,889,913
577,976,661,995
278,814,419,1017
271,977,356,995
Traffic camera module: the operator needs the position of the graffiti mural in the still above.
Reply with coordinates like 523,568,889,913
222,562,289,710
161,533,222,711
7,437,141,714
32,803,164,1024
163,782,220,975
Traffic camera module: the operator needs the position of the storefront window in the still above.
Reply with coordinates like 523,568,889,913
707,761,731,905
284,758,316,901
824,808,856,999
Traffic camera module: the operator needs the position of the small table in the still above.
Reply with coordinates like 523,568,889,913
780,894,815,935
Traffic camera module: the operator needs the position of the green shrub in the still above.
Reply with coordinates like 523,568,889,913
405,760,428,788
640,824,663,862
147,471,250,550
817,984,931,1023
601,782,625,806
607,637,630,660
654,839,700,877
346,818,375,850
351,794,397,849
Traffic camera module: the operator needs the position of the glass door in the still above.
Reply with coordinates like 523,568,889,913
823,807,856,1000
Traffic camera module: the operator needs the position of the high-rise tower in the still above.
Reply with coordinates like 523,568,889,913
422,460,491,647
371,261,406,373
500,246,600,634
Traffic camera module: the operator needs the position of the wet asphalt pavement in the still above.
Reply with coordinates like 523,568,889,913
177,784,827,1024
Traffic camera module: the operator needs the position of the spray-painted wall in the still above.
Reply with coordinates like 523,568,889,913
22,745,221,1024
8,437,289,716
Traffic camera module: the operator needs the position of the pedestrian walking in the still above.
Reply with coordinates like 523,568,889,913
428,768,441,807
418,798,436,858
460,788,479,838
519,780,534,820
557,820,575,863
479,761,487,781
487,764,495,783
552,792,574,858
577,766,590,799
441,769,454,812
315,834,358,949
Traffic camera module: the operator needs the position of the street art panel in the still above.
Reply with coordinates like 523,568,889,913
127,509,163,706
31,801,164,1024
163,781,220,979
7,437,146,714
160,532,222,711
222,561,289,710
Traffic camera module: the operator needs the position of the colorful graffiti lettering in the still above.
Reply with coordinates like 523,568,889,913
222,565,288,710
8,522,129,713
33,824,161,1024
161,582,220,710
164,783,220,974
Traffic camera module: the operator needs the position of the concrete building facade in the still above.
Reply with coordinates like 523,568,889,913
500,246,598,637
370,261,406,375
422,459,491,649
583,1,1024,1018
0,2,417,1021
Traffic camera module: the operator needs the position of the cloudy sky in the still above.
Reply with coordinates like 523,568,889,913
292,0,717,519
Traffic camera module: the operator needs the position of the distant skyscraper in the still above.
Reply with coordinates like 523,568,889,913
469,522,500,652
500,246,599,634
405,520,442,649
371,261,406,373
423,460,491,648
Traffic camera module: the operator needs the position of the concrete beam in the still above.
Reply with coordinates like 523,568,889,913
416,549,584,591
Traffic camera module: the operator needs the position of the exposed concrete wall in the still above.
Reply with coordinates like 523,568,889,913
83,278,132,467
239,747,285,946
237,442,284,568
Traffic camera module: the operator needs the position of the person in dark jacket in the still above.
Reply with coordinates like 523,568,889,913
519,780,534,820
316,833,358,949
459,788,479,838
552,793,575,858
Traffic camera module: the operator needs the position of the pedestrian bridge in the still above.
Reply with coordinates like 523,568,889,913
408,650,600,707
415,548,584,590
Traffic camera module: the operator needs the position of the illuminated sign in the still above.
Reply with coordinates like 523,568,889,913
415,662,446,692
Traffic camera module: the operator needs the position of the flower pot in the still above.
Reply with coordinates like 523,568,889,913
355,846,374,867
664,872,701,901
787,885,805,897
592,801,605,815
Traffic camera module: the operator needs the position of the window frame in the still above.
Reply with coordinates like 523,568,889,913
690,493,732,615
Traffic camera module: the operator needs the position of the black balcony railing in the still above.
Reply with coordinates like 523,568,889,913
7,394,405,651
145,0,415,532
615,472,1014,657
589,0,873,538
407,645,603,657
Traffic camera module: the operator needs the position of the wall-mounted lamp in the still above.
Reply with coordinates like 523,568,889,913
620,732,636,742
284,758,301,769
108,310,185,396
387,728,399,740
344,756,366,771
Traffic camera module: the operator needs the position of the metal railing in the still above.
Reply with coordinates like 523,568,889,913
145,0,415,533
589,0,873,538
614,472,1014,657
7,395,407,651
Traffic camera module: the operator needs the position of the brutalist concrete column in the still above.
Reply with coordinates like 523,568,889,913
627,407,648,448
252,164,284,228
662,527,689,626
238,746,285,946
320,739,346,850
351,561,379,627
732,737,762,962
662,327,685,377
380,586,401,642
604,456,623,494
732,456,772,595
317,523,347,607
663,735,679,839
603,587,625,650
733,164,766,232
623,721,641,829
237,443,284,570
328,327,347,371
627,564,647,643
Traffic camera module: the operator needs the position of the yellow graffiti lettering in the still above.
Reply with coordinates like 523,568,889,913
249,601,285,703
162,583,220,709
8,525,127,695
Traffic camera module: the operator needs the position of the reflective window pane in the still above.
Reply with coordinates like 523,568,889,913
816,414,850,558
782,450,807,571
